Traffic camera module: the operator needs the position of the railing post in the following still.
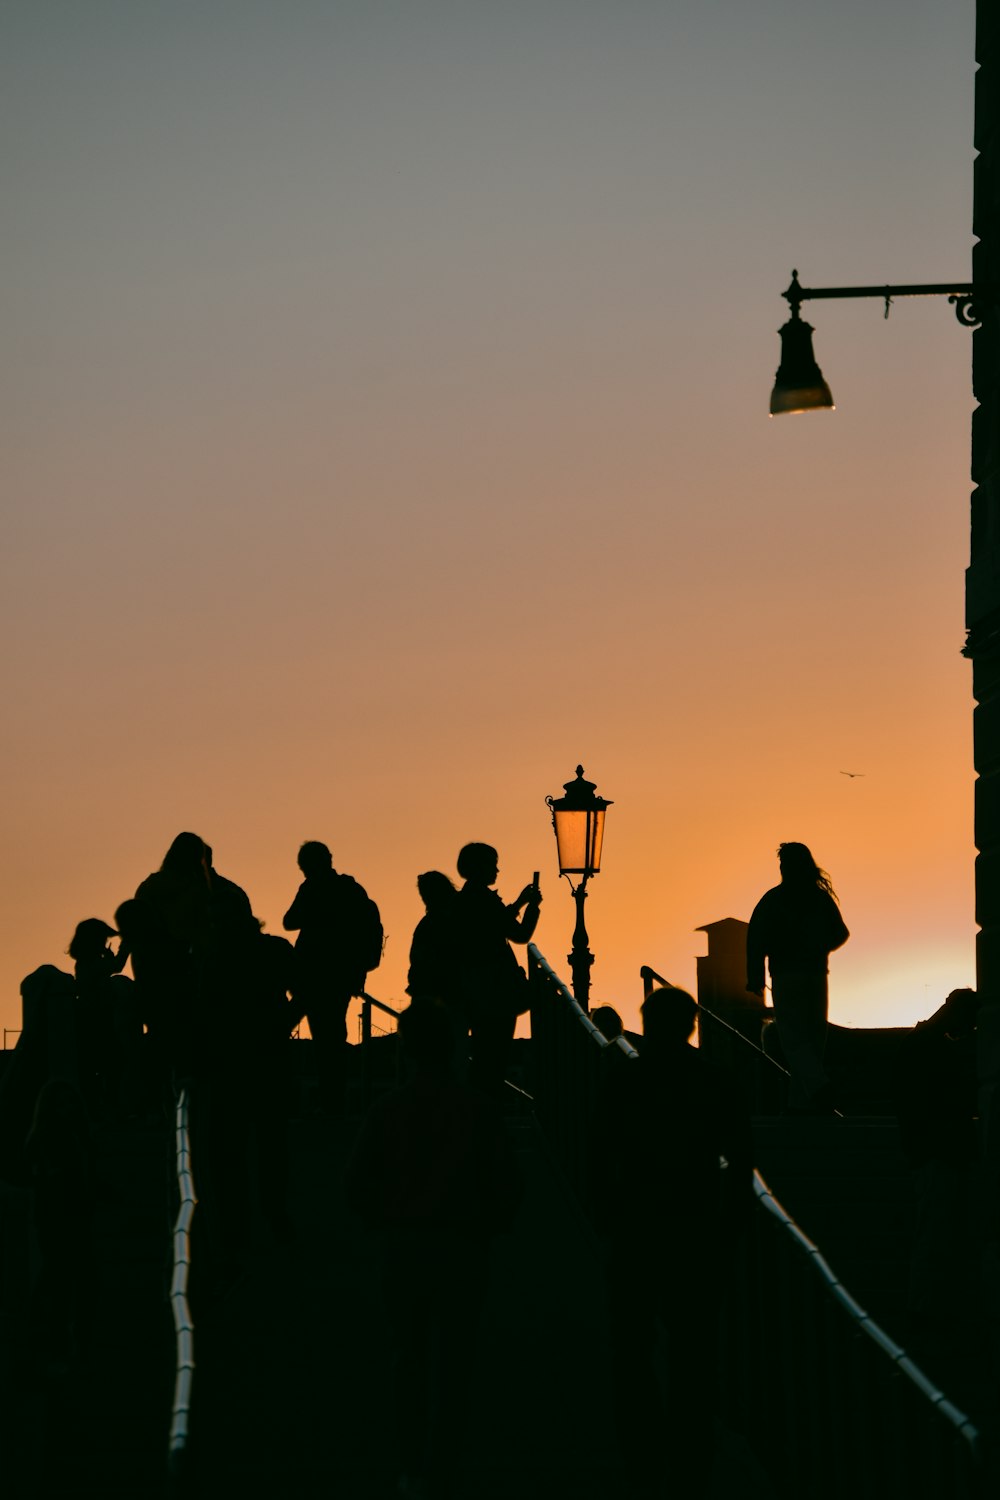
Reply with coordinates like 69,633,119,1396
360,995,372,1109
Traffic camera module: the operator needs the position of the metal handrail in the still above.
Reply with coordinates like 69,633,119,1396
639,962,788,1075
358,990,538,1108
531,944,638,1061
526,944,637,1206
359,990,401,1043
752,1170,980,1454
361,992,400,1020
168,1084,197,1475
530,945,983,1494
640,961,791,1115
358,991,402,1105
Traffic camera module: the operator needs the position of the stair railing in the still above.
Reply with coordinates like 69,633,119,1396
357,990,537,1110
527,945,983,1498
359,991,401,1045
732,1170,982,1497
167,1083,196,1480
527,944,637,1207
641,962,789,1113
358,992,402,1107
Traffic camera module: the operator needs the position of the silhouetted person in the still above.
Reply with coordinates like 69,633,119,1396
26,1079,94,1377
69,917,129,984
591,986,753,1498
452,842,540,1099
136,833,260,1278
283,841,383,1119
0,921,126,1182
346,1001,522,1496
406,870,460,1006
68,918,137,1118
200,852,257,978
894,987,981,1351
134,832,214,964
746,841,849,1114
591,1004,624,1042
114,896,186,1118
132,832,256,1072
0,965,75,1186
132,832,215,1076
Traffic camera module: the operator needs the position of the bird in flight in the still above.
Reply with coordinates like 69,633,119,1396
839,770,865,778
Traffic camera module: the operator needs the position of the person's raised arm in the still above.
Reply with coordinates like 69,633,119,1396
505,880,542,942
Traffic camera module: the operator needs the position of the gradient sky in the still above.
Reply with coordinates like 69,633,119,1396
2,0,978,1042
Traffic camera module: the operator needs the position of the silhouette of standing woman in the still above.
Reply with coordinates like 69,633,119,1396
746,842,849,1114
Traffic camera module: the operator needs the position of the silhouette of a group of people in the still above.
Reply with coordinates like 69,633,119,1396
0,832,544,1319
4,825,982,1495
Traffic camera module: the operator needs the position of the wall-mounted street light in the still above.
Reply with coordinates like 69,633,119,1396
770,268,983,415
545,765,612,1011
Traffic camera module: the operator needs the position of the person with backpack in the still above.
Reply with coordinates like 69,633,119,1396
283,841,383,1119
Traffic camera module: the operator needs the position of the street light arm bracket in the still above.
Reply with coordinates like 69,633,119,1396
782,269,985,327
950,294,983,328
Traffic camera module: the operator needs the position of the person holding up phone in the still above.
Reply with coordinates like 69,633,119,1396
452,843,541,1100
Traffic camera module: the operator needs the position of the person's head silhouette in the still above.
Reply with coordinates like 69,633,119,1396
298,841,333,878
161,832,209,876
416,871,457,910
591,1005,624,1042
68,918,117,963
640,986,697,1047
457,843,499,887
777,842,835,896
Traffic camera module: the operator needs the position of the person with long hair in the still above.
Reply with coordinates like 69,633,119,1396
746,842,849,1114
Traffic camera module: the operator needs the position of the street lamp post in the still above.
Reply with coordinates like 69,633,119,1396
770,268,983,415
545,765,612,1011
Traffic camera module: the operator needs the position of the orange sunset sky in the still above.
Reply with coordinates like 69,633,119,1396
2,1,978,1042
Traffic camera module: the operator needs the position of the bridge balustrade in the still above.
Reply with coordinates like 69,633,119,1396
525,944,984,1499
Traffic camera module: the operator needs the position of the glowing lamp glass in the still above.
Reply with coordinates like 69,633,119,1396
552,806,607,877
546,765,612,878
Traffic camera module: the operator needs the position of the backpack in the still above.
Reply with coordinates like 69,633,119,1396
339,875,384,974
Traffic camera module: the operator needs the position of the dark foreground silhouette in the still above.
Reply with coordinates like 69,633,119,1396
346,1001,522,1497
591,986,753,1499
